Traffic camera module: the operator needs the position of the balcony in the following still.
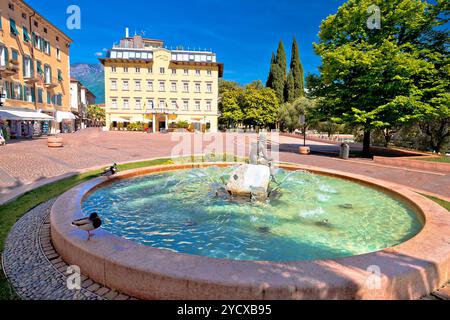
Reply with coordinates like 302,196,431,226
0,61,20,77
24,75,40,84
145,107,177,114
44,77,59,89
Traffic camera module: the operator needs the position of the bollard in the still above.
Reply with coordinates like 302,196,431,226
340,143,349,159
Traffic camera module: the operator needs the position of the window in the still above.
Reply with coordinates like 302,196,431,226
56,48,61,60
23,26,30,43
171,100,177,109
0,46,8,67
171,82,177,92
12,83,22,100
159,100,166,109
171,69,176,75
36,60,43,75
147,67,152,74
25,86,33,102
57,69,63,82
184,69,189,75
33,33,42,50
195,69,201,76
43,40,51,55
183,100,189,111
111,67,117,73
44,65,52,84
207,69,212,76
135,80,141,91
160,67,165,74
111,80,117,90
183,82,189,93
147,80,153,91
8,3,14,11
159,81,165,92
195,83,201,93
206,83,212,93
10,19,19,36
37,89,43,103
123,80,129,90
34,21,38,28
135,99,141,110
123,67,128,73
44,27,48,33
11,49,19,62
195,100,201,111
47,90,51,104
111,98,118,109
147,99,154,110
23,56,33,78
206,101,212,111
56,36,59,42
135,67,140,73
123,98,129,109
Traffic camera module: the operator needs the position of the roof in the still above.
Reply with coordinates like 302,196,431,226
20,0,73,43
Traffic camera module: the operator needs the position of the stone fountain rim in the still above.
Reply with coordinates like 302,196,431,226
50,162,450,300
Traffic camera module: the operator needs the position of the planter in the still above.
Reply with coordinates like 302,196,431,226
48,136,63,148
299,146,310,155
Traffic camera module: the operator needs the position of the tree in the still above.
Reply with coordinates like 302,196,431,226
284,71,295,102
86,105,105,126
313,0,446,157
219,79,241,96
220,89,244,128
289,37,305,99
279,97,316,132
241,86,279,129
267,41,287,103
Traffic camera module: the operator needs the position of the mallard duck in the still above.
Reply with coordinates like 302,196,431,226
101,163,118,178
72,212,102,239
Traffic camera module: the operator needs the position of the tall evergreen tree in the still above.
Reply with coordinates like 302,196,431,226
267,41,287,103
289,37,305,99
285,71,295,102
275,41,287,81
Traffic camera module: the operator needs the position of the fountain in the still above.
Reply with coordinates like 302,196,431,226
226,133,275,199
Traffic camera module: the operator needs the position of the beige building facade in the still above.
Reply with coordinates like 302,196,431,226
101,32,223,133
0,0,73,137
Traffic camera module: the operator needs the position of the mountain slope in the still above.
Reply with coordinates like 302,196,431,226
70,63,105,104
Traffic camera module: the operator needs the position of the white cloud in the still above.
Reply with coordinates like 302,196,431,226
95,52,103,57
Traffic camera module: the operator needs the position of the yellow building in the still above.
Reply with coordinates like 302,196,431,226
101,31,223,133
0,0,73,138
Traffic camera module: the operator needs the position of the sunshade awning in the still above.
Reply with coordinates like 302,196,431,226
110,117,129,123
55,111,76,122
0,109,54,121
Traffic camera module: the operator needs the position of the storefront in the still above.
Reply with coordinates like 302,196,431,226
0,109,54,138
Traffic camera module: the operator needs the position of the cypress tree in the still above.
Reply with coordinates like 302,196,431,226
276,41,287,81
285,71,295,102
266,41,287,103
289,37,305,98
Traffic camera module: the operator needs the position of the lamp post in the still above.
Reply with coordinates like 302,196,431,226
299,114,306,146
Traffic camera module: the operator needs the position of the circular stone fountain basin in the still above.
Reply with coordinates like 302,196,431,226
50,162,450,300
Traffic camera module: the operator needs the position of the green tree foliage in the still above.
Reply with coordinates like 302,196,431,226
285,71,296,102
219,79,241,96
220,89,245,127
267,41,287,103
313,0,449,155
289,37,305,99
279,97,316,132
241,86,280,128
86,105,106,126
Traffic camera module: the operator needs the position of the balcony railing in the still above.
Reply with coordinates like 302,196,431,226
0,62,20,76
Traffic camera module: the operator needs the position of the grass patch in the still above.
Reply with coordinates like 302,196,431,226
423,195,450,211
413,156,450,163
1,156,238,300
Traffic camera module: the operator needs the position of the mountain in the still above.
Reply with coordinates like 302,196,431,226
70,63,105,104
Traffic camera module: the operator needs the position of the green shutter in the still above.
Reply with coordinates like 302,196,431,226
31,87,36,102
10,19,19,36
23,27,31,42
23,56,26,77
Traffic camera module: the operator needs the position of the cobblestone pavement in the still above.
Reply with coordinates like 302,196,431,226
2,200,137,300
0,128,448,198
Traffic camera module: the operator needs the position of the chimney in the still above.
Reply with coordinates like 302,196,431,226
125,27,129,38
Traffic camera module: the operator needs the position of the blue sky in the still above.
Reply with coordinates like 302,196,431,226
26,0,346,84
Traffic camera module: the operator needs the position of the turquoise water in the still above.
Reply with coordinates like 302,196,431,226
82,166,423,261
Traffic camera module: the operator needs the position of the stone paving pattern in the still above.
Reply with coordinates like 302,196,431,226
2,200,137,300
0,129,449,198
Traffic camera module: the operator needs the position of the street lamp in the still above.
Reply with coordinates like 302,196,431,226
299,114,306,147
